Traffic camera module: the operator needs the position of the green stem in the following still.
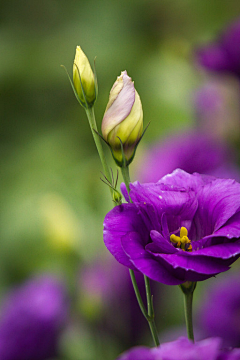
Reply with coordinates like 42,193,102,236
144,275,160,346
180,281,196,342
85,107,113,195
129,270,148,319
121,165,160,347
144,275,154,318
121,165,131,193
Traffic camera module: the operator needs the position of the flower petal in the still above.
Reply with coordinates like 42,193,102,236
147,230,177,254
150,250,231,276
121,232,184,285
190,178,240,240
160,169,214,191
190,240,240,259
120,182,130,203
103,204,148,270
129,180,198,234
102,71,135,137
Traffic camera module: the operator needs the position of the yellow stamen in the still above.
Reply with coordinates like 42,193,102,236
170,227,192,252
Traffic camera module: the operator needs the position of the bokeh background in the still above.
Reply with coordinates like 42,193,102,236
1,1,240,359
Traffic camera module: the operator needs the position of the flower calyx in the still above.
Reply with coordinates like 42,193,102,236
100,169,122,205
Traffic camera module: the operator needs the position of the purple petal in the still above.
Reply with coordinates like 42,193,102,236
154,336,222,360
196,45,230,72
120,182,130,203
160,169,214,191
191,178,240,240
103,204,148,270
121,231,183,285
190,240,240,259
116,346,156,360
150,250,231,276
147,230,177,254
129,179,198,233
210,211,240,239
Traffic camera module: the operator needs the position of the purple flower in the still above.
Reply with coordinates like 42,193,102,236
196,19,240,77
116,337,240,360
0,275,69,360
193,81,240,141
136,131,240,184
198,273,240,348
78,254,154,345
103,169,240,285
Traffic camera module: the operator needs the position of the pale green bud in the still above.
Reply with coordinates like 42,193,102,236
101,71,143,167
73,46,96,108
112,189,122,205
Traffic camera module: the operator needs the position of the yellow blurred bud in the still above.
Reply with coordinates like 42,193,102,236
73,46,96,108
101,71,143,167
40,193,81,253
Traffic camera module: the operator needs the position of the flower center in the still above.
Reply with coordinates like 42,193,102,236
170,227,192,252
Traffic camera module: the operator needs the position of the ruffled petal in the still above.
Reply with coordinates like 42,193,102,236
103,204,148,270
146,230,177,254
160,169,214,191
190,240,240,259
150,250,231,275
191,179,240,240
211,211,240,239
121,232,183,285
129,179,198,234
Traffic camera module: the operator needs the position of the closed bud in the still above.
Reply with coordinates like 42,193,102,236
101,71,143,167
73,46,96,108
112,189,122,205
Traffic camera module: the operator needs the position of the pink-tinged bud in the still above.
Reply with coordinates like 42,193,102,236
101,71,143,167
73,46,96,108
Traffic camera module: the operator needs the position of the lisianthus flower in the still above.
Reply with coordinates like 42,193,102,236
0,275,68,360
136,131,240,184
103,169,240,285
116,337,240,360
197,273,240,348
196,18,240,78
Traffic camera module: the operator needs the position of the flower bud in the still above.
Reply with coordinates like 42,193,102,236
73,46,96,108
101,71,143,167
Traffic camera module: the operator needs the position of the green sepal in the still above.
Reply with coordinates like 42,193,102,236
93,57,98,101
61,64,95,109
180,281,197,295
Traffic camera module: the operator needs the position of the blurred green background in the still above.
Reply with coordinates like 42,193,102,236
1,1,240,359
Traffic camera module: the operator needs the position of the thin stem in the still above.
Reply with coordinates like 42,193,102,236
183,291,194,341
121,165,160,347
144,275,153,318
144,275,160,347
129,270,148,319
180,281,196,342
121,165,131,193
85,107,113,196
148,320,160,347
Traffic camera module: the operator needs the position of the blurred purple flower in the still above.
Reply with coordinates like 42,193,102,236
136,131,240,183
116,337,240,360
196,18,240,77
104,169,240,285
78,254,154,346
193,81,240,141
0,275,68,360
198,273,240,348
